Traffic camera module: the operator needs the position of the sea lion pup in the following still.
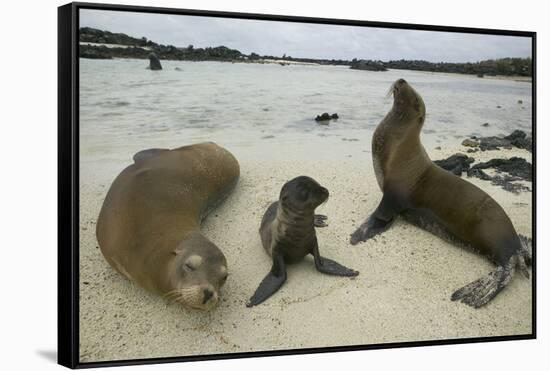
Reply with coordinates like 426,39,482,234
350,79,531,308
97,142,239,311
247,176,359,307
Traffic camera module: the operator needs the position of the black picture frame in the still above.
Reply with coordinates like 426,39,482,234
58,2,537,369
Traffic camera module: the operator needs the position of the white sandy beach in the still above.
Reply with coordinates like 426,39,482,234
79,137,532,363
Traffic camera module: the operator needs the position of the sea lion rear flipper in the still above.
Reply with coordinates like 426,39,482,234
312,238,359,276
350,193,401,245
133,148,167,163
451,255,523,308
246,253,287,307
518,234,532,266
314,214,328,228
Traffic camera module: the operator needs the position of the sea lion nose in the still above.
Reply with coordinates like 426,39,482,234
397,78,406,85
202,288,214,304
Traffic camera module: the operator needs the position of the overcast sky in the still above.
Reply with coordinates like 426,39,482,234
80,9,531,63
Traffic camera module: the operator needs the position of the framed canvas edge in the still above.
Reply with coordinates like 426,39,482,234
530,32,537,340
58,2,80,369
73,335,536,369
57,2,537,369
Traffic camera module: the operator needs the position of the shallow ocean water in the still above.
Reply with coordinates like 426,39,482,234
79,58,532,160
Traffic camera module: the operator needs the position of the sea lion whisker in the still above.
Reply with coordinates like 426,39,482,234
385,81,397,99
162,289,181,299
167,297,180,306
163,290,187,303
175,296,197,310
166,292,186,305
172,294,194,308
174,296,186,306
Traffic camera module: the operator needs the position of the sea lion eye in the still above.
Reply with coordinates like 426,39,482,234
220,274,228,283
184,255,203,271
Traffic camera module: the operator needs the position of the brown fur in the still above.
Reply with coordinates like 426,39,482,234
354,79,529,307
96,142,239,310
374,80,520,263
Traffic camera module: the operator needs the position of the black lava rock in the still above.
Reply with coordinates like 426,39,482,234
505,130,532,152
315,113,339,122
433,154,475,176
475,130,532,152
79,45,113,59
148,53,162,70
350,59,388,71
468,157,532,181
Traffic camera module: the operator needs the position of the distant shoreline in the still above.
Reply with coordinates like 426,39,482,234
78,27,533,78
396,68,533,83
79,49,532,82
80,41,153,50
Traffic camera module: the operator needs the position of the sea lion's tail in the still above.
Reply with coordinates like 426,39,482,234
451,251,530,308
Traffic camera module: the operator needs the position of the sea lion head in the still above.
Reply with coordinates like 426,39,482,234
166,233,228,311
389,78,426,127
279,176,329,213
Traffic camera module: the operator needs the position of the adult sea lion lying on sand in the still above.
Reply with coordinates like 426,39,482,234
97,142,239,311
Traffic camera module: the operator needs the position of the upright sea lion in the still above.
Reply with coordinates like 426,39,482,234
97,142,239,311
350,79,531,308
247,176,359,307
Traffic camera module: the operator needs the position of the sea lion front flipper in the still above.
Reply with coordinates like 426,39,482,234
133,148,168,163
350,193,401,245
350,215,394,245
314,214,328,227
312,238,359,276
246,253,287,307
451,256,520,308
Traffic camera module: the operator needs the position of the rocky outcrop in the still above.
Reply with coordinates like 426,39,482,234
503,130,532,152
149,53,162,70
469,157,532,181
466,157,532,194
80,27,151,47
461,130,532,152
433,154,474,176
384,58,532,77
434,154,532,194
79,45,113,59
350,59,387,72
461,138,479,148
315,113,339,123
